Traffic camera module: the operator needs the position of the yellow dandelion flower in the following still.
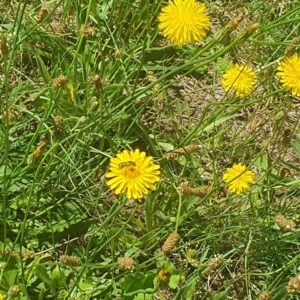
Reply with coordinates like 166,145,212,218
222,64,256,97
106,149,160,199
222,163,255,194
158,0,210,47
0,294,4,300
277,53,300,96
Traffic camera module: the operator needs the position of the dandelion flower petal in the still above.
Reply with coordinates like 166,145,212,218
222,163,255,194
158,0,210,47
222,64,256,97
277,53,300,96
106,149,160,200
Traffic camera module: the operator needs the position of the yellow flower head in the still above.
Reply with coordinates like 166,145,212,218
158,0,210,47
222,64,256,97
222,163,255,194
277,53,300,96
106,149,160,199
0,294,4,300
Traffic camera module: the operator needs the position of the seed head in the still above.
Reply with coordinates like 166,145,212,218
177,182,212,197
0,34,9,58
88,75,103,91
146,71,157,82
35,3,52,23
8,285,21,298
80,25,97,38
246,23,260,35
162,232,180,255
53,115,65,138
226,16,243,31
114,49,122,58
163,144,200,160
208,256,223,269
3,106,21,124
118,256,136,271
60,255,81,267
53,75,69,88
203,255,224,277
285,38,299,57
258,291,271,300
274,214,296,231
287,275,300,294
27,141,47,167
186,249,200,267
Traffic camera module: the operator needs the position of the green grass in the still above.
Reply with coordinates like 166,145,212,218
1,0,300,299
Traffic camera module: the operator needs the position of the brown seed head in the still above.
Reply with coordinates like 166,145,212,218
7,248,35,259
162,232,179,255
203,255,224,277
53,115,65,138
53,75,69,88
164,144,200,160
177,182,212,197
118,256,136,271
287,275,300,294
27,141,47,167
88,75,103,91
226,16,243,31
146,71,157,82
3,107,21,124
292,37,300,44
208,256,223,270
114,49,122,58
274,214,296,231
285,44,297,57
80,25,97,38
258,291,271,300
246,23,260,34
0,34,9,58
60,255,81,267
35,3,52,23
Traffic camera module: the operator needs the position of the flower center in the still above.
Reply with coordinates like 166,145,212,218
122,166,141,179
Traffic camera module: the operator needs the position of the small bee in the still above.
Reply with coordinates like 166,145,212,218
119,161,136,168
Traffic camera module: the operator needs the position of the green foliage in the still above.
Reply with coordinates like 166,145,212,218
1,0,300,299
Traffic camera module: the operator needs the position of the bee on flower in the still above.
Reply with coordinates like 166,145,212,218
106,149,160,200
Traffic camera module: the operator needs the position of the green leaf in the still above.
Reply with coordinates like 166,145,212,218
291,139,300,156
169,274,181,289
157,142,174,152
50,266,66,289
9,196,30,210
34,265,55,292
133,293,153,300
57,289,68,300
211,289,229,300
34,52,51,84
122,272,156,295
0,262,18,289
203,115,234,132
122,273,145,293
182,279,196,299
79,279,96,291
